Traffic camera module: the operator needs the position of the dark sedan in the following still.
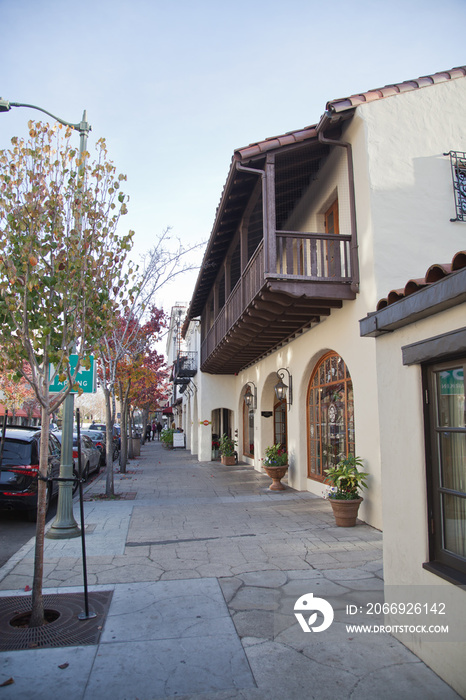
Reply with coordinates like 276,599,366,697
0,426,70,521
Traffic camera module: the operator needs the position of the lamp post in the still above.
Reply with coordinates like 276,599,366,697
0,98,91,538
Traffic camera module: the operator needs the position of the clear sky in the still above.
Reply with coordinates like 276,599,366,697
1,0,465,322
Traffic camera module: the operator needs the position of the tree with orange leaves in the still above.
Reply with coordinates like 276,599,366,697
0,368,36,422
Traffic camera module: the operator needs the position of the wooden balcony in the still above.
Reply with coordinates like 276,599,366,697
201,231,356,374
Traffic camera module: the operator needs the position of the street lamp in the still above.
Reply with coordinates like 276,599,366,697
0,98,91,539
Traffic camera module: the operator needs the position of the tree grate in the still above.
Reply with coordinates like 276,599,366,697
0,590,113,651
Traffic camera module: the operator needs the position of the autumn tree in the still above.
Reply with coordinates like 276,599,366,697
0,121,133,626
98,227,202,492
112,306,166,472
129,348,169,440
0,366,36,421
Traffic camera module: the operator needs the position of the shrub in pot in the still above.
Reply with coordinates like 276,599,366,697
219,434,237,465
160,428,174,449
324,455,368,527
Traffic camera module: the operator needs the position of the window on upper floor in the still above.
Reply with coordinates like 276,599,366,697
446,151,466,222
423,358,466,583
324,199,339,235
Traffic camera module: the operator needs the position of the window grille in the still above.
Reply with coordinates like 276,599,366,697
445,151,466,222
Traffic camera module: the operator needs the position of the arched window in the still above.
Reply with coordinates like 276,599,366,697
243,400,254,457
307,352,354,481
274,398,287,450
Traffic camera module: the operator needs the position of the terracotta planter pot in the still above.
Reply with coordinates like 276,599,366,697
221,455,236,466
263,465,288,491
328,497,363,527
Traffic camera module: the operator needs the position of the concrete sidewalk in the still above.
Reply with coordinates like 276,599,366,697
0,440,461,699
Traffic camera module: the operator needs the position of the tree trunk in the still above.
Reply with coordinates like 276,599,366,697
120,404,128,473
29,403,49,627
104,391,114,497
118,380,131,474
128,406,134,460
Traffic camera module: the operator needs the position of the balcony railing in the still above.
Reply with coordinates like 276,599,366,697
276,231,352,280
201,231,353,367
173,351,198,380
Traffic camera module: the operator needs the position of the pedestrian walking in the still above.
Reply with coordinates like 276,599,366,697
151,421,156,440
156,421,163,440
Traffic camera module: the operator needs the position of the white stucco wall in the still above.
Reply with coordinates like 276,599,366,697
233,292,382,529
183,286,382,527
360,77,466,299
373,303,466,697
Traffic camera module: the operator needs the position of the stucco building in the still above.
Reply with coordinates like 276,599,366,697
175,66,466,536
360,251,466,696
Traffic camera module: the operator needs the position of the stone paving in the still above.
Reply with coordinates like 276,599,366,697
0,440,461,699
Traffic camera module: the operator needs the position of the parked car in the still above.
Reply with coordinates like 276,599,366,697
77,434,101,478
0,426,76,521
84,425,120,462
89,422,106,432
81,429,107,465
53,432,101,481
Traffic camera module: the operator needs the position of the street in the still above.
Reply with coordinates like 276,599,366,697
0,503,58,568
0,467,104,568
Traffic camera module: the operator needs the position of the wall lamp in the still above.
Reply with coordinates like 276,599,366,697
274,368,293,409
243,382,257,410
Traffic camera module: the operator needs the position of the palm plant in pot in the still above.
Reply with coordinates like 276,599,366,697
324,455,369,527
219,434,237,465
263,444,288,491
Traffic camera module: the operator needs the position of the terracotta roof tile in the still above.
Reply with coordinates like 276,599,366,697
234,67,466,163
326,66,466,115
425,263,452,283
452,251,466,270
404,279,428,296
376,252,466,311
234,126,318,161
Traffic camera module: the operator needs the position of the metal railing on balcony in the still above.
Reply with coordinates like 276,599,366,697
201,231,353,365
173,352,198,379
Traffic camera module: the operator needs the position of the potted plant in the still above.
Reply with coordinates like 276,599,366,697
160,427,174,449
219,434,237,465
263,444,288,490
324,455,369,527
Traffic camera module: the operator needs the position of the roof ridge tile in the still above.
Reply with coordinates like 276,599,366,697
377,253,466,309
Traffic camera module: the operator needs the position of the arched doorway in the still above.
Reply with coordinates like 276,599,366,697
307,351,354,481
212,408,232,461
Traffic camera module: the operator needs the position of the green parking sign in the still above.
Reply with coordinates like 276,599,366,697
49,354,96,394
